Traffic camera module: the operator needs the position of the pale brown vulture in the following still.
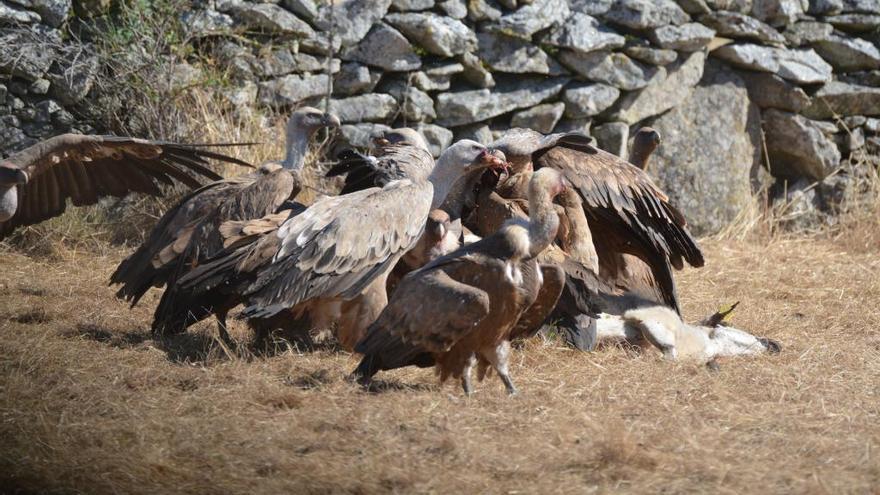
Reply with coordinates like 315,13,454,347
352,168,568,395
110,107,339,334
0,134,250,239
161,140,507,350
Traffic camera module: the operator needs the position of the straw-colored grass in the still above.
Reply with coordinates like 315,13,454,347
1,212,879,493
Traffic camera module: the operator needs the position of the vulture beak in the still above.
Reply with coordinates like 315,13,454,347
372,136,391,147
322,113,341,128
480,149,509,176
0,165,27,186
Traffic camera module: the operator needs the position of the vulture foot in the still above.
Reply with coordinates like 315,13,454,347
461,355,476,396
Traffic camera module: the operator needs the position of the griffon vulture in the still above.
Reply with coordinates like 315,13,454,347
352,168,568,395
162,140,507,350
110,107,339,332
0,134,249,239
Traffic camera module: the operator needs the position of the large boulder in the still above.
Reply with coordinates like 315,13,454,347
737,71,810,112
510,103,566,133
477,32,566,75
610,49,706,124
649,22,715,51
486,0,570,39
713,44,833,84
316,0,393,47
385,12,476,57
751,0,805,26
542,13,625,53
258,73,329,107
328,94,398,123
341,23,421,72
803,81,880,118
762,109,841,181
648,64,761,235
435,76,568,126
812,34,880,72
562,83,620,118
699,10,786,44
232,3,315,36
557,50,657,90
603,0,690,29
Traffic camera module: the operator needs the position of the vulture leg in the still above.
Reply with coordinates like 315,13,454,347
482,340,517,396
215,309,234,348
461,354,476,396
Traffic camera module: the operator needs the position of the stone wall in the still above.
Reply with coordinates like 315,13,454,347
2,0,879,234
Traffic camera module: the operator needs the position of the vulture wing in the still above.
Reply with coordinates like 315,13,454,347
241,146,435,319
326,149,410,194
110,168,296,306
533,132,704,312
1,134,251,239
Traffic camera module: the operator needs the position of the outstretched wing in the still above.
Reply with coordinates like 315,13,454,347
534,133,703,313
1,134,251,238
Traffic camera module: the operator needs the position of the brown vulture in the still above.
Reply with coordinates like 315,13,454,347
109,107,339,338
161,140,507,350
0,134,250,239
352,168,568,395
471,127,703,350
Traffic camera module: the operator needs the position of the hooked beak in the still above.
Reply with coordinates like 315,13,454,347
478,148,510,177
322,113,341,128
372,136,391,147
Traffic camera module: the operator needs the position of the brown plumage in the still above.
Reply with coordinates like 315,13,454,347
487,128,703,314
0,134,251,239
110,108,339,337
163,140,506,349
352,168,567,395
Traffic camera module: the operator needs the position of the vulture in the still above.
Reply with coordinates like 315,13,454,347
629,127,661,171
352,168,568,395
163,140,507,350
467,127,703,350
110,107,339,337
0,134,250,239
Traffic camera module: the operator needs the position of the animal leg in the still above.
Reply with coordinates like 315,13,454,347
461,354,476,396
215,310,234,348
483,341,517,396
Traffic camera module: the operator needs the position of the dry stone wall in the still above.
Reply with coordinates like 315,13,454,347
2,0,880,234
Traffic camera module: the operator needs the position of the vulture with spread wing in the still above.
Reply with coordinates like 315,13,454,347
472,127,702,349
163,140,506,350
110,107,339,335
0,134,250,239
352,168,567,395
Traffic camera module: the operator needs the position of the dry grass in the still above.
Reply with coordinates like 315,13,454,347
1,218,879,493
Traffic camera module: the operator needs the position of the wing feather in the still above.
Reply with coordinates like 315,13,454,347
0,134,251,238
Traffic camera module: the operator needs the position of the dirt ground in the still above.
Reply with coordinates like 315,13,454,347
1,231,879,494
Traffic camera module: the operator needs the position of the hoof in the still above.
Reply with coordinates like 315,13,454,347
758,337,782,354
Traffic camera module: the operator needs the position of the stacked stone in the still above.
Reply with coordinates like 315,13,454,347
1,0,879,233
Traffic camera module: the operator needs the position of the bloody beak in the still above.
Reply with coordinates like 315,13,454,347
480,148,510,178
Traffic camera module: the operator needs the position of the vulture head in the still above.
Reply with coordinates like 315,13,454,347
288,106,341,134
282,107,341,170
373,128,430,154
630,127,661,170
489,128,545,173
430,140,508,209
